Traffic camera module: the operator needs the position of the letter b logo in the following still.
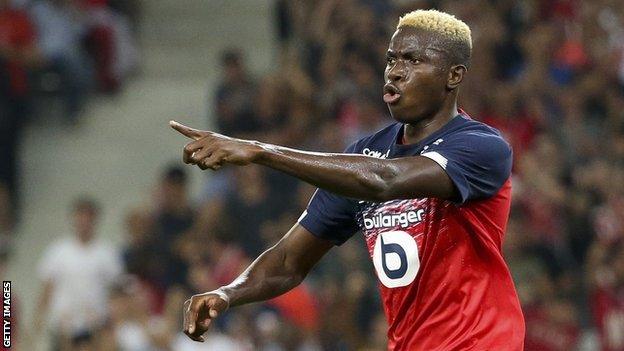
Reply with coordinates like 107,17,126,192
373,231,420,288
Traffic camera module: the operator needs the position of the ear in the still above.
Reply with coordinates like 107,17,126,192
447,64,467,90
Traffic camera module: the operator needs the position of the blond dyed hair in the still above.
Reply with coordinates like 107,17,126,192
397,9,472,67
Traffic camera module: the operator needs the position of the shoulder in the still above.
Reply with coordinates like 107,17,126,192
346,123,401,154
442,115,511,156
45,236,72,252
94,240,119,256
39,237,72,266
452,114,506,138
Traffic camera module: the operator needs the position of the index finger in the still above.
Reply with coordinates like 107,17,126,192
170,120,205,140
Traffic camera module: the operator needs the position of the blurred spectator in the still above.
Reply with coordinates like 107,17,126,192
588,240,624,351
151,166,195,290
1,0,140,229
29,0,92,122
79,0,138,93
100,276,170,351
121,207,167,313
0,0,40,216
122,207,157,284
36,196,123,350
214,48,256,136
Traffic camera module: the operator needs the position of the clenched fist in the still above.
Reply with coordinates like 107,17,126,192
183,290,230,342
170,120,263,170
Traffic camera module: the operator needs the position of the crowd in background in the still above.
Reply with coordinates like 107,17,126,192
3,0,624,350
0,0,140,232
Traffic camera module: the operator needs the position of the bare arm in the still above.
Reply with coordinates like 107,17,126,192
170,121,456,202
35,280,52,331
222,223,332,305
183,223,333,341
253,145,455,202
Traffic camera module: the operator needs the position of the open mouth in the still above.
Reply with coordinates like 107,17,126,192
383,84,402,104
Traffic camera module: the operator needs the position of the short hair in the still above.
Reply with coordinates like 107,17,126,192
397,9,472,67
163,165,187,185
72,196,100,216
221,48,242,67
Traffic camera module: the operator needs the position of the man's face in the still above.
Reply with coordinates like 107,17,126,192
73,209,97,242
383,27,451,123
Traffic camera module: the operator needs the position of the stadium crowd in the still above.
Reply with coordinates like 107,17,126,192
0,0,139,229
2,0,624,350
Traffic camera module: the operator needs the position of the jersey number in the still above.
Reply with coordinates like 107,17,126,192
373,230,420,288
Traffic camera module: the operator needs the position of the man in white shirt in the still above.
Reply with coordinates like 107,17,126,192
37,196,123,350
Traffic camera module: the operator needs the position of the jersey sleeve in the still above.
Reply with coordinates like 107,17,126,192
297,143,360,246
420,130,512,204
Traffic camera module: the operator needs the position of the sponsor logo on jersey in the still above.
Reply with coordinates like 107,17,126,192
362,148,390,159
363,209,424,230
373,231,420,288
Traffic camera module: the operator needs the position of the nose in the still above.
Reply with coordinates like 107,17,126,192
387,61,405,82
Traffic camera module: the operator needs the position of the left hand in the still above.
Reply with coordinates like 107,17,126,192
170,120,261,170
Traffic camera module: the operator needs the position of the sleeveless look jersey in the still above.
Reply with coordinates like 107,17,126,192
299,113,525,350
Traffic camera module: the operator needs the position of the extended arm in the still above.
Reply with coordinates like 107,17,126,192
183,223,333,341
170,121,456,202
254,145,455,202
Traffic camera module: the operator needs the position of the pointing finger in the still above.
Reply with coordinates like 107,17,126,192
170,120,205,140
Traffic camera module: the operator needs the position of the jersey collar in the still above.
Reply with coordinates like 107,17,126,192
390,113,467,156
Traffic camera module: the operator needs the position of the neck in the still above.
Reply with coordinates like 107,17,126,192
77,235,93,245
403,98,458,145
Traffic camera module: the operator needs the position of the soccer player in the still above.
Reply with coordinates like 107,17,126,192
171,9,525,350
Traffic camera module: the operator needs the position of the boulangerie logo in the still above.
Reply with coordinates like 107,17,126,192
363,209,425,230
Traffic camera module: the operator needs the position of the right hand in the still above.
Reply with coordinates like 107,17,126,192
183,290,230,342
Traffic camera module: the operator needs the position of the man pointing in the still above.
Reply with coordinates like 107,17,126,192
172,9,524,351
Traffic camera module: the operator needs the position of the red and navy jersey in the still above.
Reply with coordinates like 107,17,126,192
299,113,525,350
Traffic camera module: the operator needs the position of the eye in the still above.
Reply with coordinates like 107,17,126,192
409,58,421,64
386,56,396,65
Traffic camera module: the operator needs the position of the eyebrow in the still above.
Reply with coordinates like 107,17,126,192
388,43,449,58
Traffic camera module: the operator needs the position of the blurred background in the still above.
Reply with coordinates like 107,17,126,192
1,0,624,350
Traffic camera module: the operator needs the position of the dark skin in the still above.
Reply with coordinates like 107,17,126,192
174,26,468,342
